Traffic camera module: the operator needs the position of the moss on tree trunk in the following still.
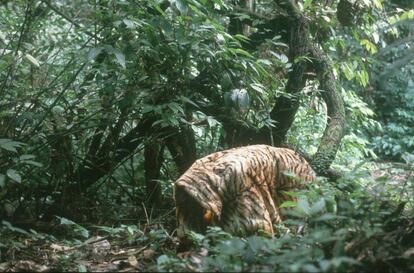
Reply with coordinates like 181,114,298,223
309,45,346,176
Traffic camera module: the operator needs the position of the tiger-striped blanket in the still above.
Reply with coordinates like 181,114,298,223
174,144,316,238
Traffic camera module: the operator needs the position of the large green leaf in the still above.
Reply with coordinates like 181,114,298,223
6,169,21,183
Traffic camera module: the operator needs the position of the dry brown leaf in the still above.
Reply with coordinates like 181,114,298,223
13,260,49,272
143,249,155,260
127,255,138,267
85,236,105,244
50,243,72,252
92,239,111,252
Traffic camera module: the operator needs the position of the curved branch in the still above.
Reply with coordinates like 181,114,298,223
309,45,346,176
190,0,346,178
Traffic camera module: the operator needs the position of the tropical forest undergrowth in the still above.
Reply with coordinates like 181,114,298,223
1,0,414,272
1,161,413,272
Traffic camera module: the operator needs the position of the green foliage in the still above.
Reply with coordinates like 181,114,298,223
57,216,90,239
370,79,414,158
0,220,56,262
294,0,414,163
1,168,413,271
0,0,286,219
157,171,414,272
0,0,413,271
314,1,414,161
287,87,379,168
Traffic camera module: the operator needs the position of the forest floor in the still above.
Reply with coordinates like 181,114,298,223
0,212,180,272
1,162,413,272
0,224,177,272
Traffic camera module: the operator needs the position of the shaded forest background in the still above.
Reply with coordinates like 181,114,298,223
0,0,414,272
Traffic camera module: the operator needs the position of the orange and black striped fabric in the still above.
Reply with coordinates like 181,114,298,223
174,144,316,238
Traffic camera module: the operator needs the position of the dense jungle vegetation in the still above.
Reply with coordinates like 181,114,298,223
0,0,414,272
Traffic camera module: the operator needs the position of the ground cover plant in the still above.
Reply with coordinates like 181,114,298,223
0,0,413,272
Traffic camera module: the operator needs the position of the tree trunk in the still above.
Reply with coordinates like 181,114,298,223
268,7,309,145
70,115,156,193
165,125,197,174
144,142,164,207
228,0,347,177
309,44,346,176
